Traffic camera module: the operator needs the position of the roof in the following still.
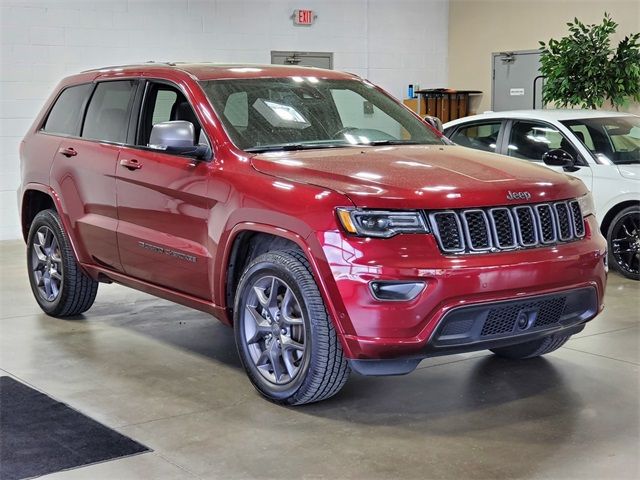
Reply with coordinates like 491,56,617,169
444,109,638,128
82,62,356,81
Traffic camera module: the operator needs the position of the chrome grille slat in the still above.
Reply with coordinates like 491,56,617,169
535,204,557,244
569,200,585,237
513,206,538,246
461,210,492,251
427,200,584,255
554,202,573,241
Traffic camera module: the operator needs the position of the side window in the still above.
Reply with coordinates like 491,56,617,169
507,121,578,162
449,122,501,152
82,80,137,143
42,84,93,136
223,92,248,128
138,83,203,147
151,90,178,125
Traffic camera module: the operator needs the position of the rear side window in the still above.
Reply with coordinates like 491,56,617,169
82,80,137,143
42,84,93,136
449,121,501,152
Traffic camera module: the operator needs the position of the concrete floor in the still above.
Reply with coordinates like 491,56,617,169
1,239,638,480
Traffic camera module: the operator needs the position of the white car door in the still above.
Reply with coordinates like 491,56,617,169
503,119,594,190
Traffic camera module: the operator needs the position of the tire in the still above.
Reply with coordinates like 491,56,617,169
233,250,350,405
607,205,640,281
490,334,571,359
26,209,98,317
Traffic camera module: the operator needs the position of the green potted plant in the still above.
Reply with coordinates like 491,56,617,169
539,13,640,110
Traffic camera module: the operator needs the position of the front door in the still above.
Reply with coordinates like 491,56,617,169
115,81,213,300
504,119,593,190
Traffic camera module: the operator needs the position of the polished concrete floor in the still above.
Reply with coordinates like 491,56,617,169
1,239,638,479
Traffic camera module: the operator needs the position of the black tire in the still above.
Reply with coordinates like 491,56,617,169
490,334,571,359
26,209,98,317
607,205,640,281
234,250,350,405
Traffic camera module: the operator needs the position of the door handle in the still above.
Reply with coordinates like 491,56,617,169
58,147,77,158
119,158,143,170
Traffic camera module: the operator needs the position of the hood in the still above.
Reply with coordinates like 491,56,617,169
250,145,588,209
617,163,640,181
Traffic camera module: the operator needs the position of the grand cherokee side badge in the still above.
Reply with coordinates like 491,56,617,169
138,241,197,263
506,191,532,200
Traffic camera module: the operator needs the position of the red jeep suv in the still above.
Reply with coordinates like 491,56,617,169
19,63,607,405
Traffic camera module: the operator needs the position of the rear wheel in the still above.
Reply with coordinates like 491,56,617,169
607,205,640,280
234,250,349,405
26,209,98,317
490,334,571,359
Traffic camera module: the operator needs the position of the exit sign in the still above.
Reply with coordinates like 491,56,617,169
293,9,315,25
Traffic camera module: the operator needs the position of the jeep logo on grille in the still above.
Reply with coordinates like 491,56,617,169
506,191,532,201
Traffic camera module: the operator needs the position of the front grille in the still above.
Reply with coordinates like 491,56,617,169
480,296,567,336
428,199,585,254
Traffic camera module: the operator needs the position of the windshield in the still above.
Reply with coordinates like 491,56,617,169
200,77,443,152
560,116,640,165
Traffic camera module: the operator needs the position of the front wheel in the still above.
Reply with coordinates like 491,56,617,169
234,250,350,405
607,205,640,280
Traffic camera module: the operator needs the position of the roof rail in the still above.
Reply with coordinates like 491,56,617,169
81,61,175,73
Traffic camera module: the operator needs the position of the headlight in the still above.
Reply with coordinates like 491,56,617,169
336,208,429,238
577,192,595,217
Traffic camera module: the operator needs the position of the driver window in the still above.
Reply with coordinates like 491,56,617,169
507,121,578,162
138,83,203,147
330,89,400,139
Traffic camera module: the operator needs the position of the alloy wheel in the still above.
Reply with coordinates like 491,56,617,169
242,275,307,385
610,211,640,276
31,226,63,302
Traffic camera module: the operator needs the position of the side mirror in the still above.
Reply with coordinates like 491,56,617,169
542,149,579,171
424,115,443,133
148,120,212,161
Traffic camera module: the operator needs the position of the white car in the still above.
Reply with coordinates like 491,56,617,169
443,110,639,280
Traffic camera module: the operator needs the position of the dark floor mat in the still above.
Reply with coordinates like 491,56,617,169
0,376,149,480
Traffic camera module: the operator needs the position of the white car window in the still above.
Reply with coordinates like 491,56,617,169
449,121,501,153
507,121,578,162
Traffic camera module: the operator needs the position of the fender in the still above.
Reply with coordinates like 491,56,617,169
216,222,353,350
20,183,92,273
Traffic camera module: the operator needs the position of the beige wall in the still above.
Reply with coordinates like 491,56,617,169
448,0,640,114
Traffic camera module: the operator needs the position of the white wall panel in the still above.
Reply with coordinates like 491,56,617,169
0,0,448,239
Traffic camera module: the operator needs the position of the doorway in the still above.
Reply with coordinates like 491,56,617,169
492,50,543,111
271,51,333,69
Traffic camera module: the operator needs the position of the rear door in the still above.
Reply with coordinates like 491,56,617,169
115,80,213,300
51,80,138,271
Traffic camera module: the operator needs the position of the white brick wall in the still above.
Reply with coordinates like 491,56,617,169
0,0,448,240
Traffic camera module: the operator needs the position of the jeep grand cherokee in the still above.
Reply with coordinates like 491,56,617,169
18,64,607,404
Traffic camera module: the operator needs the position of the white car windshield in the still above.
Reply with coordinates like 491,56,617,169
561,116,640,165
200,78,444,152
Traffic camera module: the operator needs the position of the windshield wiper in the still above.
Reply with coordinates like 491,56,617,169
245,143,353,153
365,140,431,146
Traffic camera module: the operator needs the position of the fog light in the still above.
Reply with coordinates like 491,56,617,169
369,281,425,301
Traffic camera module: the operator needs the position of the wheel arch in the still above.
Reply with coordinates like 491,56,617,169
20,184,85,268
220,224,308,316
217,223,350,343
600,200,640,237
21,185,61,241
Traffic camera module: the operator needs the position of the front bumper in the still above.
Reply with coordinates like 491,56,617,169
316,215,607,366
